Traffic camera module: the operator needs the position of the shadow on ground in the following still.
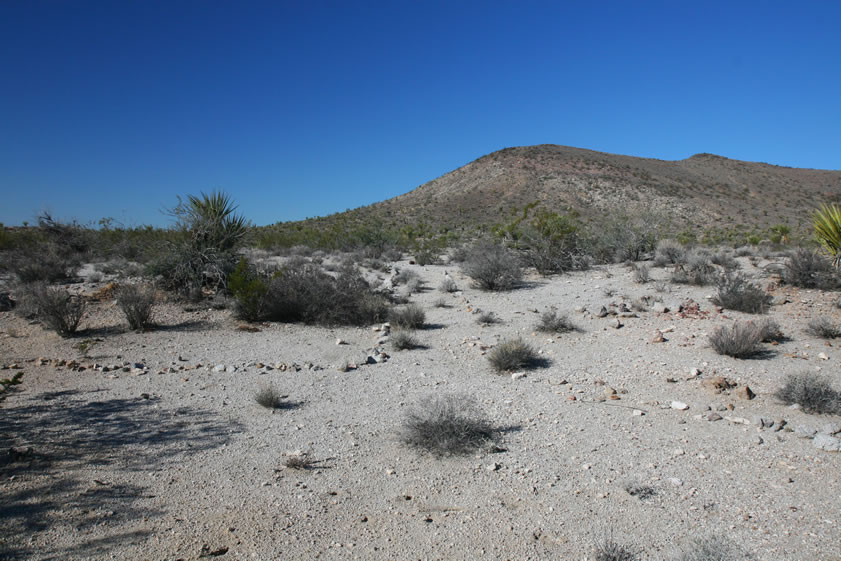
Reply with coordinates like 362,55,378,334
0,389,243,559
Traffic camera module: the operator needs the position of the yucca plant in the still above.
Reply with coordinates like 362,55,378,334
813,203,841,268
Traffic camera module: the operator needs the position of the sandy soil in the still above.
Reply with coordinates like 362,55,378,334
1,257,840,561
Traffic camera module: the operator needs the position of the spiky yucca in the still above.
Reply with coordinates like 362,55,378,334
813,204,841,268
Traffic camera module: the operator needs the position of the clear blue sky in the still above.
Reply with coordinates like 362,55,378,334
2,1,840,227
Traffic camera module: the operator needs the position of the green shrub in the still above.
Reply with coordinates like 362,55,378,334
22,283,86,336
813,203,841,267
229,258,269,322
783,248,840,289
536,309,577,333
711,272,772,314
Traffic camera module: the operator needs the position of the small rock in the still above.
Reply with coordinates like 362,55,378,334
671,401,689,411
651,303,669,313
651,331,666,343
795,426,817,439
735,386,755,400
812,434,841,452
596,306,608,318
610,318,623,329
213,364,227,373
511,372,527,381
705,412,723,422
486,462,501,471
821,421,841,436
701,376,735,394
632,409,645,416
668,477,683,486
818,352,829,361
336,338,347,346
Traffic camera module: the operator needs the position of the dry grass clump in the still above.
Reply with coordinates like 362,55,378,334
391,329,420,351
21,282,85,337
805,316,841,339
254,384,288,410
401,394,499,457
631,263,651,283
536,309,577,333
595,537,641,561
115,283,156,331
711,273,771,314
653,238,686,267
476,310,499,325
461,240,522,291
284,454,317,471
671,535,747,561
775,372,841,415
388,304,426,329
708,321,763,358
488,338,543,372
756,318,785,342
671,250,716,285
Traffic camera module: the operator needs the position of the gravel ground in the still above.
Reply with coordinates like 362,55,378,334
1,257,840,560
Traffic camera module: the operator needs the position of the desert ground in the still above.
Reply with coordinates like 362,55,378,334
2,254,840,561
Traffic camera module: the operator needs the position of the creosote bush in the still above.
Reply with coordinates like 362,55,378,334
708,321,763,358
115,283,156,331
671,250,716,285
775,372,841,415
756,318,784,342
22,283,86,337
388,304,426,329
488,338,542,372
711,272,772,314
401,394,499,457
461,240,522,291
805,316,841,339
653,238,686,267
438,277,458,293
536,309,577,333
632,263,650,284
595,537,641,561
476,310,499,325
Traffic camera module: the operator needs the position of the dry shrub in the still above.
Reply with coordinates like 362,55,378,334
20,282,85,337
254,384,288,410
401,394,499,457
388,304,426,329
536,309,577,333
783,248,840,289
775,372,841,415
115,283,156,331
461,240,522,291
708,321,763,358
711,273,771,314
805,316,841,339
391,329,420,351
488,338,544,372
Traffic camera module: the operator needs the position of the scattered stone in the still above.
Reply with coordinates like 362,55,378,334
705,412,723,422
651,331,666,343
671,401,689,410
668,477,683,486
596,306,608,318
213,364,227,373
336,339,347,346
632,409,645,416
818,352,829,360
795,426,817,439
812,434,841,452
610,318,623,329
701,376,735,394
821,421,841,436
486,462,501,471
651,303,669,314
736,386,755,400
511,372,527,381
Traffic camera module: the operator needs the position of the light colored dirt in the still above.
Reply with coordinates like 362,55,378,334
1,257,840,560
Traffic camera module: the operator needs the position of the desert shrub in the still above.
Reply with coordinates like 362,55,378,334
476,310,499,325
775,372,841,415
438,277,458,293
448,244,470,263
115,283,156,331
805,316,841,339
401,394,499,457
381,248,403,262
21,282,86,336
254,384,288,410
671,536,747,561
632,263,650,283
231,261,390,326
756,318,785,342
711,272,772,314
783,248,840,289
391,329,420,351
284,454,317,470
393,269,423,293
813,203,841,267
595,537,641,561
488,338,542,372
432,297,449,308
536,309,577,333
671,249,716,285
710,250,739,270
623,481,656,500
461,240,522,291
708,321,763,358
388,304,425,329
734,245,755,257
653,238,686,267
583,211,664,264
0,371,24,404
0,214,90,283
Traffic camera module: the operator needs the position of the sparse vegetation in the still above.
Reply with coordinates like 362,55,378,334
813,203,841,268
401,394,499,457
805,316,841,339
536,309,577,333
594,536,641,561
671,536,746,561
653,238,685,267
488,338,542,372
438,277,458,293
388,304,426,329
476,310,499,325
775,372,841,415
461,240,523,291
115,283,156,331
254,384,287,410
671,250,716,285
783,248,839,289
391,329,420,351
284,454,317,471
711,272,771,314
0,371,23,404
708,321,763,358
21,282,86,336
756,318,785,342
632,263,650,284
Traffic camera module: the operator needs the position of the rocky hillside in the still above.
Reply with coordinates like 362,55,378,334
365,145,841,233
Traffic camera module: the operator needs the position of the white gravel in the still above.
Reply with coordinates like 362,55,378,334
1,257,840,560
